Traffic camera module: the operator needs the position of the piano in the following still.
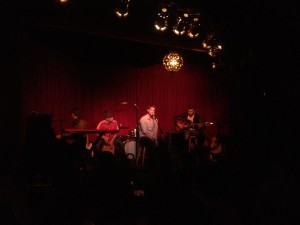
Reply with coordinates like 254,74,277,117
62,129,120,134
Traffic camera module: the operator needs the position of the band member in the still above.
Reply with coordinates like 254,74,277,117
138,105,159,167
71,107,87,129
174,104,206,152
67,107,89,176
56,107,87,140
94,111,126,161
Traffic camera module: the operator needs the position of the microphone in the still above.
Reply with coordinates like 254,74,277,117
120,101,128,105
134,103,138,109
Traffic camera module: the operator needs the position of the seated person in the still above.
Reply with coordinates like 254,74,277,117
174,104,206,152
94,111,126,161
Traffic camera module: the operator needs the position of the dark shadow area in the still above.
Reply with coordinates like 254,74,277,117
2,125,297,225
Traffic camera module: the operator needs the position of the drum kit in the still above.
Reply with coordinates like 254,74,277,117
123,128,137,160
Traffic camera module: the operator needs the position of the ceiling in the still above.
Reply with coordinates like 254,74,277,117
2,0,298,65
4,0,255,53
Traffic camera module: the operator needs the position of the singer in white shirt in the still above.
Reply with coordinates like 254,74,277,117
139,105,158,143
138,105,159,167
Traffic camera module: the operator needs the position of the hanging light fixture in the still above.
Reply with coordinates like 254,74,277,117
173,9,190,36
187,13,201,38
202,32,223,57
163,52,184,72
115,0,130,18
154,5,170,31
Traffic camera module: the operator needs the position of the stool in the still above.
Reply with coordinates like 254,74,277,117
136,145,148,167
188,135,197,153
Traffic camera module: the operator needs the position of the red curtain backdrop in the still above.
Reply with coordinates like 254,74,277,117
20,33,231,144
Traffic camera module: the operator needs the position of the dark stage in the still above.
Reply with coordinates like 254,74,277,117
2,130,300,225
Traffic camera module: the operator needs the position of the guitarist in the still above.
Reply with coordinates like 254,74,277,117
94,111,126,161
174,104,206,152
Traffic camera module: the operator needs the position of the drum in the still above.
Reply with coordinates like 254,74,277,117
128,129,137,139
124,140,136,160
120,135,130,142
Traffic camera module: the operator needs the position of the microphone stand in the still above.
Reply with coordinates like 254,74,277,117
153,116,164,139
158,124,164,140
134,104,139,156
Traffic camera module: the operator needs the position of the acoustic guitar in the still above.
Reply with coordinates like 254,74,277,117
186,121,204,130
175,119,206,132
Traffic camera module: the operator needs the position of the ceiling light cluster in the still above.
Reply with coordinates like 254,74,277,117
112,0,223,60
202,32,224,69
202,33,223,57
55,0,223,70
154,4,201,39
